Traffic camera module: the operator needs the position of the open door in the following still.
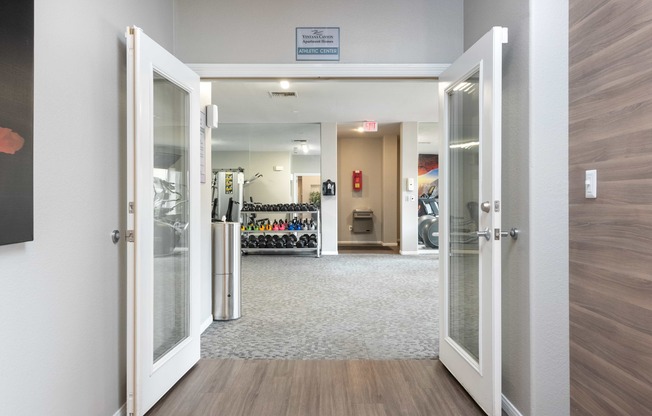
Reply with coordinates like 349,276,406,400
438,27,507,415
126,26,201,415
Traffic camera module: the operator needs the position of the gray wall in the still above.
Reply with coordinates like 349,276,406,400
173,0,463,64
0,0,174,415
465,0,569,415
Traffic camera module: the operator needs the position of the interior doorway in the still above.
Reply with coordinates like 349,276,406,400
206,77,441,362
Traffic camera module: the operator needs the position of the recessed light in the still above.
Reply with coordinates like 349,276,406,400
280,80,290,90
355,127,365,133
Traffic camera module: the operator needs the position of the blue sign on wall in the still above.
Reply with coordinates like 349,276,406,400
296,27,340,61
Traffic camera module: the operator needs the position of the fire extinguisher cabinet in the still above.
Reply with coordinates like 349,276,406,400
211,221,242,320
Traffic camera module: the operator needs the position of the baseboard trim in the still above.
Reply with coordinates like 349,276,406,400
502,395,524,416
399,250,420,255
321,250,338,255
113,403,126,416
381,242,398,247
338,240,383,245
201,315,214,333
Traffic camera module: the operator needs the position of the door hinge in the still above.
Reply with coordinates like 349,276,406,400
127,392,134,415
126,230,135,243
128,201,135,214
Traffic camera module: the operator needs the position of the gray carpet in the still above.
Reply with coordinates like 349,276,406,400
201,254,439,360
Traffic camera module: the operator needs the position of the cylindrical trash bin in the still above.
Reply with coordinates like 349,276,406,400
211,222,241,320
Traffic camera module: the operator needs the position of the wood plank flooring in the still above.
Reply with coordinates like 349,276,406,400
146,359,485,416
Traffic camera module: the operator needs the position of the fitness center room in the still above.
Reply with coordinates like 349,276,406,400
199,78,444,361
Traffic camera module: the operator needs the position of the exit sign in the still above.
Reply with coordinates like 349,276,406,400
363,121,378,132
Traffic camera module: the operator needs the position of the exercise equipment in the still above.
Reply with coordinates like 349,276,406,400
417,185,439,248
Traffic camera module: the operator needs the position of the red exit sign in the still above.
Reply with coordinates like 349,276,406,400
363,121,378,132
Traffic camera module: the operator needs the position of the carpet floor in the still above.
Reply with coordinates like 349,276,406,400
201,253,439,360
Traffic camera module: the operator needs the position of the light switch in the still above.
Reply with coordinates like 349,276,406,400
585,169,597,199
407,178,415,192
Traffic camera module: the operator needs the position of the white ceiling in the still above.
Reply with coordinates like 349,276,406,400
211,79,441,154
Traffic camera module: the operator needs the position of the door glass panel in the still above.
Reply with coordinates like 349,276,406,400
152,71,190,363
448,70,480,362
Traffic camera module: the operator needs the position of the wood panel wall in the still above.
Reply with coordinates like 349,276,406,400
569,1,652,414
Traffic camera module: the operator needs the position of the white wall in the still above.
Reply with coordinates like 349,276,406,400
464,1,569,415
200,83,213,327
291,154,320,174
400,122,419,254
0,1,174,415
173,0,463,64
528,1,569,414
382,135,399,245
212,150,292,204
320,123,338,254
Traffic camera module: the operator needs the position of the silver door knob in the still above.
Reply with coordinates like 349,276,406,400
500,228,519,240
476,228,491,241
480,201,491,213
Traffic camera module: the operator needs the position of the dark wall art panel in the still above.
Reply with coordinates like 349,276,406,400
0,2,34,245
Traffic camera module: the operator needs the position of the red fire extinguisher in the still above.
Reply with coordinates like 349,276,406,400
353,170,362,192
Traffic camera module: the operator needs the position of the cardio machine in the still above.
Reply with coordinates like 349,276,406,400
417,185,439,248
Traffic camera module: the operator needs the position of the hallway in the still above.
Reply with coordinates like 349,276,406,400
146,359,485,416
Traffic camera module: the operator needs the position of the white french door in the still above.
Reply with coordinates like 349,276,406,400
126,26,201,416
438,27,507,415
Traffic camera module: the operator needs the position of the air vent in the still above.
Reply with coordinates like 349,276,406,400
269,91,298,98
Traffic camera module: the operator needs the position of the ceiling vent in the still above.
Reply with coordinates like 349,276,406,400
269,91,298,98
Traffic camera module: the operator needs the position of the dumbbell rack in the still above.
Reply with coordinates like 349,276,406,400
240,209,320,258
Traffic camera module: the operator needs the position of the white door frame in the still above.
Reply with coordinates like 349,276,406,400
187,63,448,79
126,26,201,416
193,63,448,260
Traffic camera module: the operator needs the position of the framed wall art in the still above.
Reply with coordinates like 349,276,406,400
0,2,34,245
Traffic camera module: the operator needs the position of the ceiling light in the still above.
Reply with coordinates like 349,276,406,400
355,127,365,133
280,80,290,90
449,141,479,149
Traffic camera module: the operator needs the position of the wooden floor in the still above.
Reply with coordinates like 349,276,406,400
146,359,485,416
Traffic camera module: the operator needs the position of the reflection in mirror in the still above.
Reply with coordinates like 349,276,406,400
417,122,440,252
211,123,321,220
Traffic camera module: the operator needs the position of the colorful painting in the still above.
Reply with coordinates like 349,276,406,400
418,154,438,197
0,2,34,245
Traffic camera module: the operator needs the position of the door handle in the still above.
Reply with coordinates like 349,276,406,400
480,201,491,213
476,228,491,241
500,227,519,240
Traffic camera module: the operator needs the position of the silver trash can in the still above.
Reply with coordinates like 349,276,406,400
211,222,241,320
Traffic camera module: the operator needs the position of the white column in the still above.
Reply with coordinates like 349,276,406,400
320,123,338,255
200,82,214,328
400,122,419,254
382,135,399,245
